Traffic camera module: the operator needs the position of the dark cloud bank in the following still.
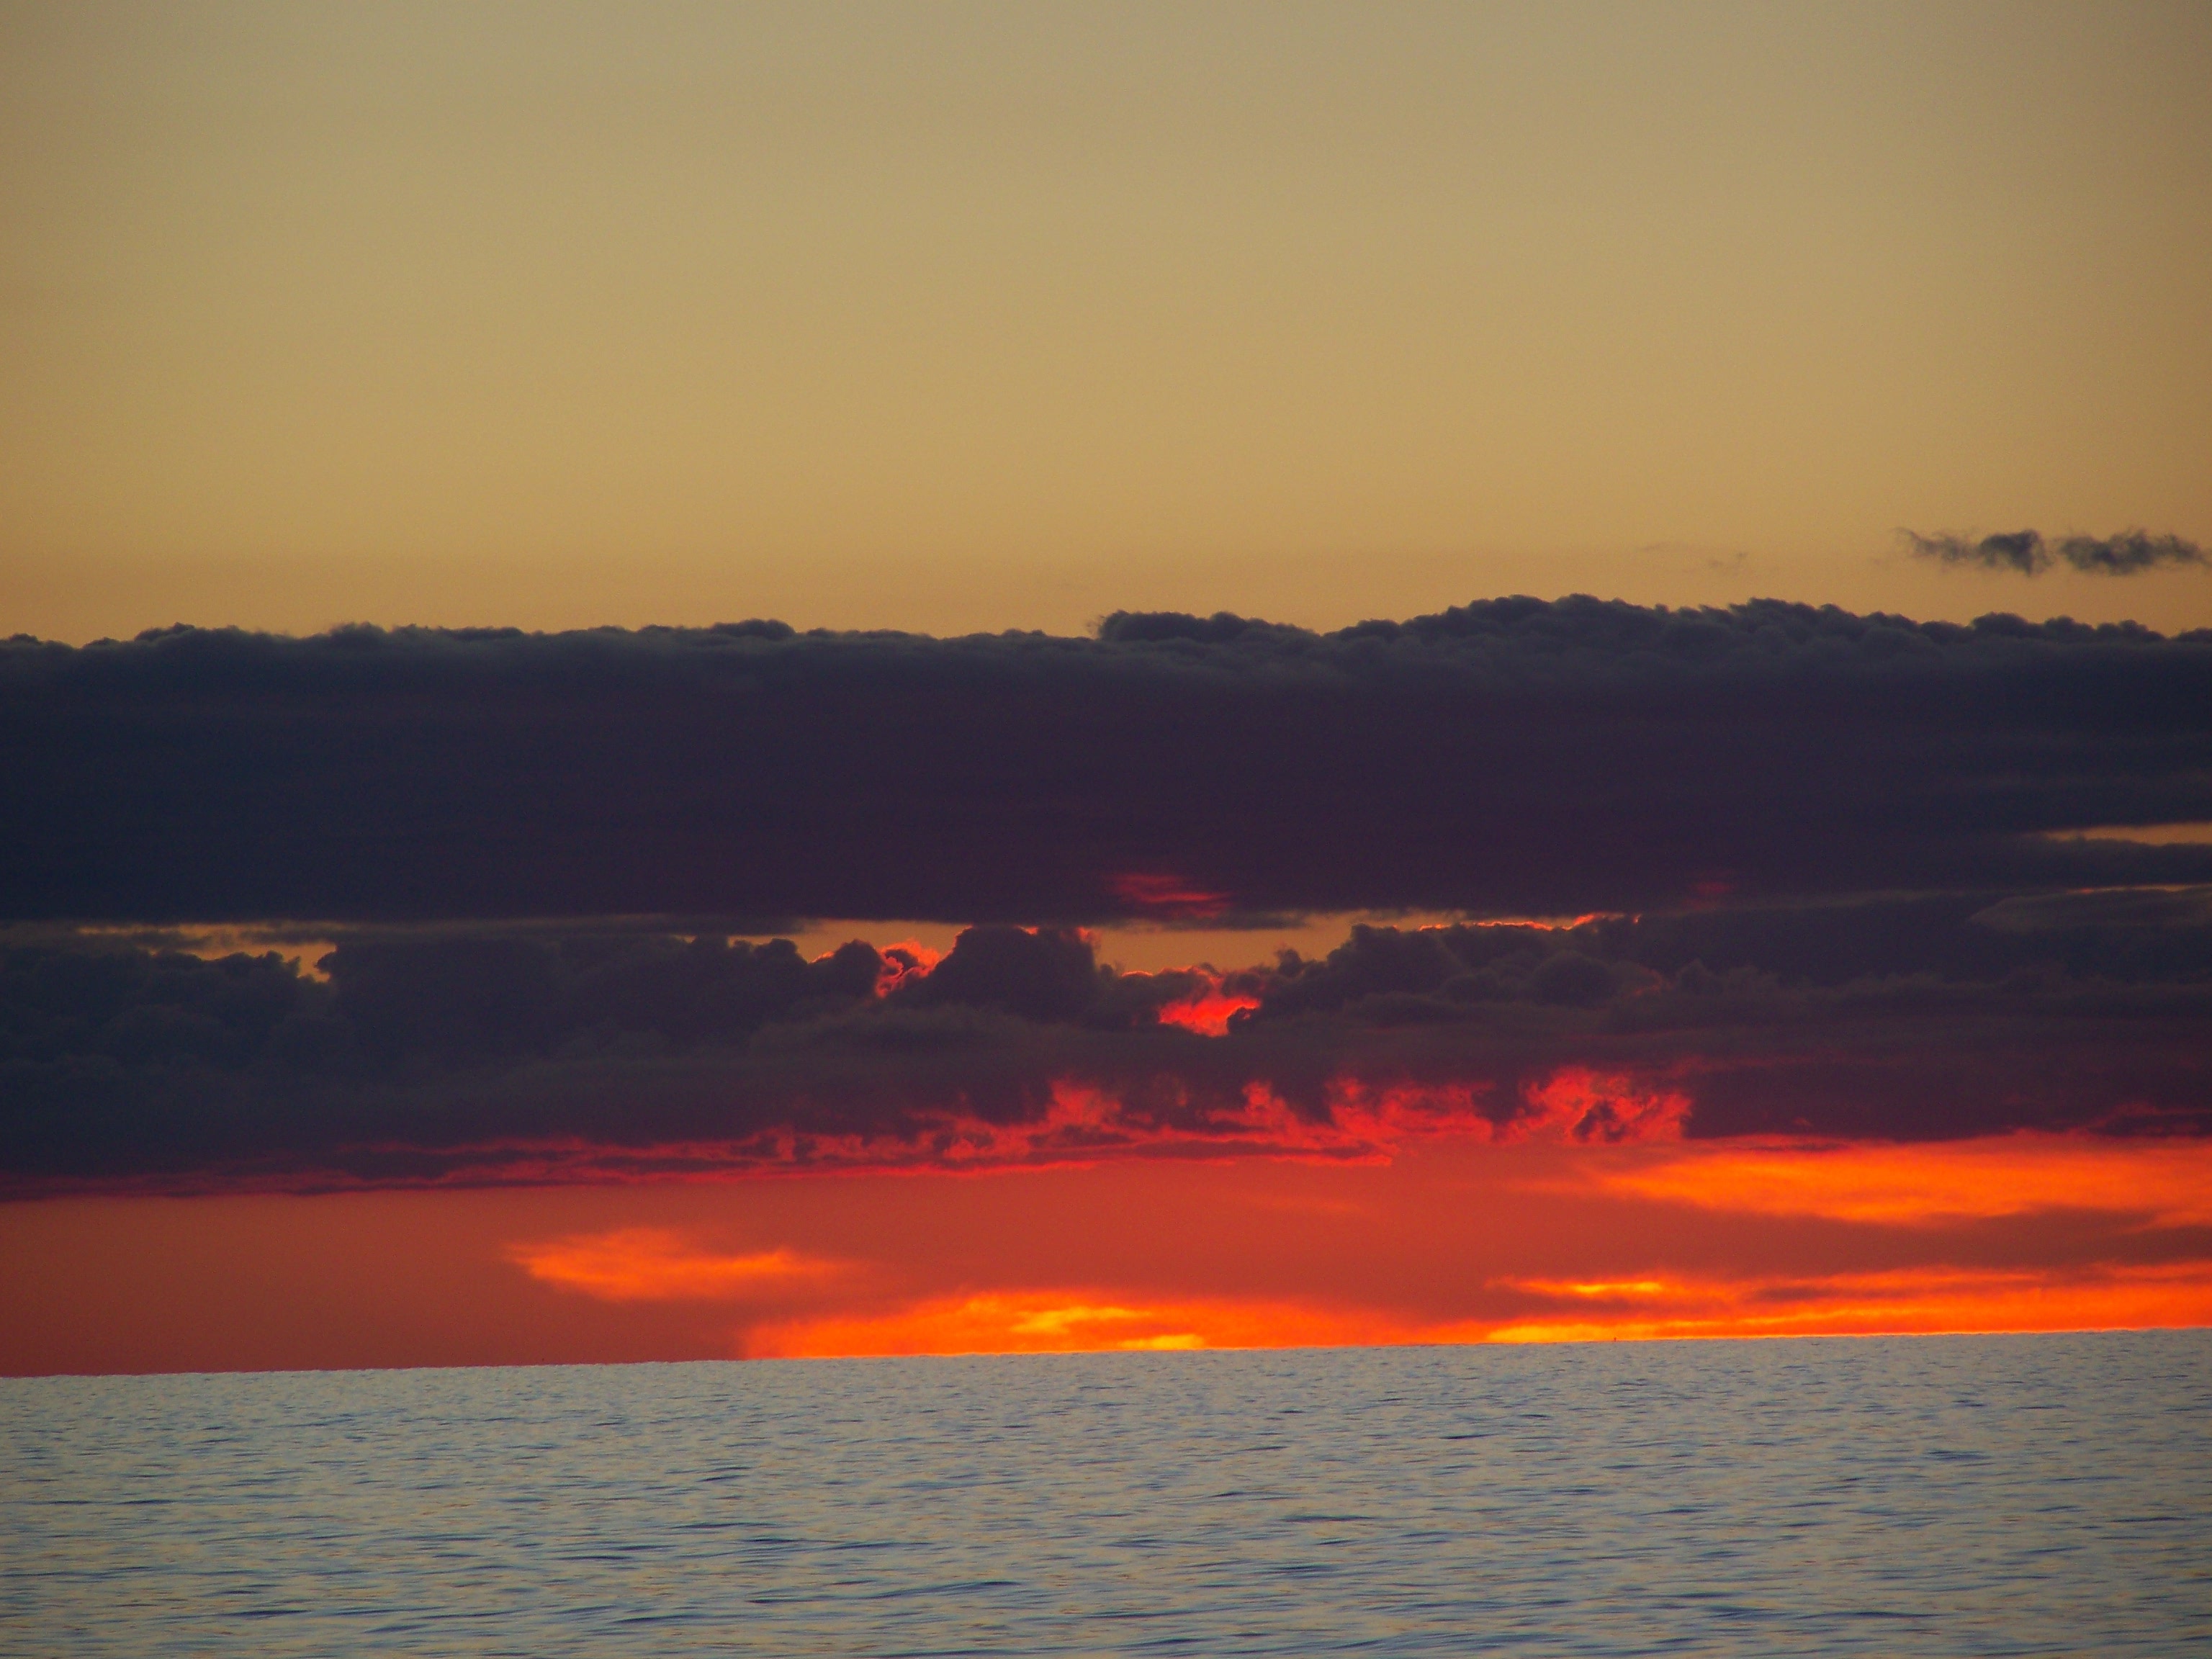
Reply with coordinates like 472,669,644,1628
4,595,2210,1191
6,596,2211,923
4,893,2208,1192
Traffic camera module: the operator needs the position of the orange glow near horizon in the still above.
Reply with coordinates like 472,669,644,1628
521,1201,2212,1362
1588,1133,2212,1228
747,1292,1433,1359
744,1259,2212,1360
1484,1262,2212,1346
4,1125,2208,1375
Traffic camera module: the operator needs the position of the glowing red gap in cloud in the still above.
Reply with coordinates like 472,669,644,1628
1107,872,1232,919
870,941,941,996
1154,986,1262,1036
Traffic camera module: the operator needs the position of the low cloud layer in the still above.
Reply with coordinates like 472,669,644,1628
6,598,2211,925
6,889,2207,1192
1903,528,2208,576
8,595,2207,1196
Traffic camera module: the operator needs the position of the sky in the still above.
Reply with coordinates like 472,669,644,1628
3,1,2211,1374
4,0,2210,639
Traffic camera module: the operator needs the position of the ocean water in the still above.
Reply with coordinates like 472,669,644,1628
3,1331,2207,1657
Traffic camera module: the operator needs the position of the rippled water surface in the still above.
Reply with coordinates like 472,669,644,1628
4,1331,2208,1655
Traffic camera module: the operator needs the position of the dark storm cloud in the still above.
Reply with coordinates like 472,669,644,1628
4,598,2211,925
5,896,2207,1192
1904,528,2207,576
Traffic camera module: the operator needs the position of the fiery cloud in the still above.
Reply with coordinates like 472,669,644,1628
1485,1263,2212,1345
1587,1134,2212,1227
747,1257,2212,1362
4,597,2210,1370
6,888,2208,1195
747,1292,1435,1359
1511,1069,1691,1145
508,1228,839,1301
1153,984,1262,1037
8,1118,2211,1374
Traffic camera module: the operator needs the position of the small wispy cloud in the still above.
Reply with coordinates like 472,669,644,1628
1902,526,2206,575
2055,530,2208,574
508,1229,840,1301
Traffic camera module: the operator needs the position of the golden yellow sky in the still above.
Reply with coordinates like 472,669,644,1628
4,1,2208,640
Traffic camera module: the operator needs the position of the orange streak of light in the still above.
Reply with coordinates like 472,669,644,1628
748,1291,1434,1359
1591,1133,2212,1226
751,1261,2212,1360
1487,1262,2212,1344
8,1128,2212,1375
1460,912,1619,931
507,1228,840,1300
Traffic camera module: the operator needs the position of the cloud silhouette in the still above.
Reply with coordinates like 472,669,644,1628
1904,527,2206,576
6,599,2209,925
7,595,2207,1194
6,891,2207,1192
2054,531,2208,575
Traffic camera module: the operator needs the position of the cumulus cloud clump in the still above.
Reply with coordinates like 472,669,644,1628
5,891,2208,1192
5,596,2208,1195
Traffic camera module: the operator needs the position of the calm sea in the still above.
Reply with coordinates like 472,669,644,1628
4,1331,2207,1656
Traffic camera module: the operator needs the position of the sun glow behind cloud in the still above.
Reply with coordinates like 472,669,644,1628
745,1293,1439,1359
6,886,2211,1373
1153,987,1262,1037
742,1259,2212,1360
309,1064,1688,1196
7,1115,2211,1375
1484,1263,2212,1346
3,0,2208,1401
455,1125,2212,1369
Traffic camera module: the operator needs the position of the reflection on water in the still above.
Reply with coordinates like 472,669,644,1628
4,1331,2208,1656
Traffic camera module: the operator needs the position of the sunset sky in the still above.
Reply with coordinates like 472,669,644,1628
4,1,2209,1375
